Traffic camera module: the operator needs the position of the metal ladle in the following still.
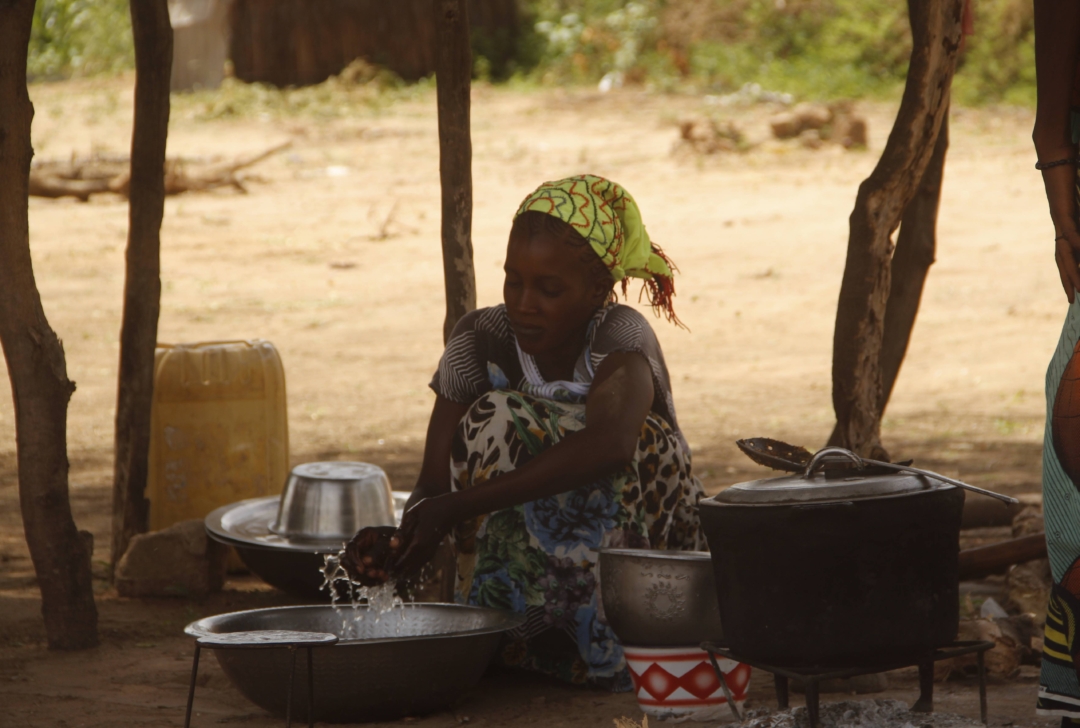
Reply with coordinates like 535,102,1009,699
803,447,1019,505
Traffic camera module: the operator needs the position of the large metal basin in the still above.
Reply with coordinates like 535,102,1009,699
185,604,523,723
598,548,724,647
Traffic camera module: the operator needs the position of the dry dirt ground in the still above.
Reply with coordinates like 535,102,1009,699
0,74,1066,726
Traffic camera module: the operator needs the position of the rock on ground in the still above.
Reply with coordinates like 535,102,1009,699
115,519,227,598
741,699,984,728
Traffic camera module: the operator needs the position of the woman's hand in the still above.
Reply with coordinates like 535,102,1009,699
391,494,460,576
342,526,400,586
1043,164,1080,302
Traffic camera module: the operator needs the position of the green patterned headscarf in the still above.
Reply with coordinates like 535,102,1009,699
515,174,682,325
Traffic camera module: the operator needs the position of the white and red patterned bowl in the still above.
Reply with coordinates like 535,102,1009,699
624,645,750,723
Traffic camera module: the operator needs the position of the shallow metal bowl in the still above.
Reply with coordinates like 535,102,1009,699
185,603,524,723
599,548,724,647
206,492,409,600
273,461,394,541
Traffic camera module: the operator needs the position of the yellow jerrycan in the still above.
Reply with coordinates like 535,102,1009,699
147,340,289,530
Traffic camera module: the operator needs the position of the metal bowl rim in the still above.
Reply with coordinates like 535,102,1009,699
183,603,525,646
598,547,711,561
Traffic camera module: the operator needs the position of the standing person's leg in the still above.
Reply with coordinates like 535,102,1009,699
1038,299,1080,720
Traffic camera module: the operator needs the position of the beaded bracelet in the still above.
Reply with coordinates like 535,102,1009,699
1036,157,1078,170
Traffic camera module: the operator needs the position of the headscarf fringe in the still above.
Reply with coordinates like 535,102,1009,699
637,242,686,329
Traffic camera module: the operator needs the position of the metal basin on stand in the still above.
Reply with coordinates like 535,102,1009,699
185,603,524,723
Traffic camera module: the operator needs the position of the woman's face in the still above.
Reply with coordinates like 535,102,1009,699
503,228,609,357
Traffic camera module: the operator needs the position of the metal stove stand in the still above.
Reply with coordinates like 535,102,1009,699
701,640,995,728
185,630,339,728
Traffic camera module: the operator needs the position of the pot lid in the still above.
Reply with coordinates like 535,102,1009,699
712,446,943,505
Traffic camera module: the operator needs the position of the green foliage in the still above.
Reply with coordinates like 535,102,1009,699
28,0,133,80
515,0,1037,105
23,0,1038,108
952,0,1035,106
171,61,407,122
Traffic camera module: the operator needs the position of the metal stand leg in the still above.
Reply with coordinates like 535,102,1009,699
184,643,202,728
774,674,789,710
706,651,743,723
306,647,315,728
805,679,820,728
912,661,934,713
977,650,988,725
285,645,297,728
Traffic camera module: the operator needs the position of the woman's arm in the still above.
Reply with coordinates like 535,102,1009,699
1033,0,1080,300
392,351,655,573
405,394,471,510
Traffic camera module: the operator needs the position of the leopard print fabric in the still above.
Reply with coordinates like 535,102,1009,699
450,390,705,691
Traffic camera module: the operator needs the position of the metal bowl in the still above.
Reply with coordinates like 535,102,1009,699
273,461,394,541
185,603,524,723
206,492,410,600
599,548,724,647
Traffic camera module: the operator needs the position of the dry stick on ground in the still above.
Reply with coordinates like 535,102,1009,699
435,0,477,343
957,533,1049,580
111,0,173,577
111,140,292,196
30,141,292,201
829,0,963,459
0,0,98,649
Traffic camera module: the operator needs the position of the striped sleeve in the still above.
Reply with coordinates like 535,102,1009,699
428,306,511,404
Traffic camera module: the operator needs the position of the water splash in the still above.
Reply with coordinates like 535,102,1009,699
320,548,407,639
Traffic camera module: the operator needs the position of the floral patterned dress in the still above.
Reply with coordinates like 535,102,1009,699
430,305,705,690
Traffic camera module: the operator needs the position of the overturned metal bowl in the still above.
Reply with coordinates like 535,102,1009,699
599,548,724,647
206,491,409,600
273,461,394,541
185,603,523,723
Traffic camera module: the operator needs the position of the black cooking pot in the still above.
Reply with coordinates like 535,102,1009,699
700,447,965,668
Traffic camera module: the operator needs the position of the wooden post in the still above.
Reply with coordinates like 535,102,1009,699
434,0,476,343
111,0,173,575
879,112,949,413
0,0,98,649
829,0,963,458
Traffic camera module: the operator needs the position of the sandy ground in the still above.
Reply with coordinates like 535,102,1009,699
0,74,1067,725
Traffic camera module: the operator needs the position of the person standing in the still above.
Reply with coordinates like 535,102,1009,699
1033,3,1080,723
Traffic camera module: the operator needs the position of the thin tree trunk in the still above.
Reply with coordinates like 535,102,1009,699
434,0,476,343
879,112,949,413
829,0,962,458
0,0,98,650
111,0,172,574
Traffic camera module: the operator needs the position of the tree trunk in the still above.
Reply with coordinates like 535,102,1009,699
879,112,949,413
829,0,962,458
434,0,476,343
111,0,172,575
0,0,98,650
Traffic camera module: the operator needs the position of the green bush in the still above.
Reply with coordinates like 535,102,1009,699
23,0,1038,107
28,0,133,80
519,0,1036,104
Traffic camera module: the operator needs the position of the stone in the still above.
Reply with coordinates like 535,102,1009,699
791,102,832,131
1011,508,1044,537
676,116,744,155
115,519,227,598
1006,557,1051,620
769,111,801,139
833,115,868,149
798,128,824,149
936,618,1021,680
